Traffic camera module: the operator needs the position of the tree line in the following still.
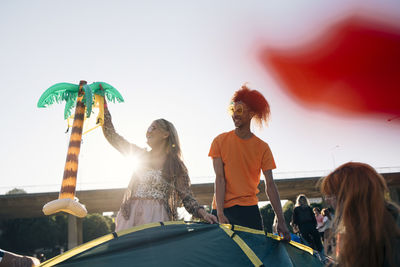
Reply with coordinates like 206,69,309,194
0,213,114,260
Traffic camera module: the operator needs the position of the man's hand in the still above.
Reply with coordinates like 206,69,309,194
277,220,291,242
212,157,228,225
263,170,291,242
217,212,230,224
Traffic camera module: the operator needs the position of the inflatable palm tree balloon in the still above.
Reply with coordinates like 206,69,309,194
38,80,124,218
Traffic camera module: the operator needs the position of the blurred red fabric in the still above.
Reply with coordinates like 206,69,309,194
259,17,400,119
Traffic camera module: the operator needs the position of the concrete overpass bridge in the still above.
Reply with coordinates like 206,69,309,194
1,172,399,249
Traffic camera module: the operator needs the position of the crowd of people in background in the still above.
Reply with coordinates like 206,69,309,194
290,200,334,253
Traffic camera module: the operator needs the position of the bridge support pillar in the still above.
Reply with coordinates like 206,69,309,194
68,215,83,250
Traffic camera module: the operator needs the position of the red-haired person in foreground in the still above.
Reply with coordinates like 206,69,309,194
321,162,400,267
209,84,290,241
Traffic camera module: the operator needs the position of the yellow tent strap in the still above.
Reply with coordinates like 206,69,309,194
162,221,186,226
117,222,162,237
38,233,114,267
224,224,314,256
116,221,186,237
219,225,264,267
222,224,265,235
266,233,314,255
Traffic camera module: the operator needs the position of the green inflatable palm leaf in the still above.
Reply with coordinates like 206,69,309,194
37,83,79,108
64,97,77,120
83,84,93,118
89,82,124,103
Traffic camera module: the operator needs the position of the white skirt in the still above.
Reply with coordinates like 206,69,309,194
115,198,169,232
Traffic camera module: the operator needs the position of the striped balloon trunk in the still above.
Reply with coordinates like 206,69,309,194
59,84,86,200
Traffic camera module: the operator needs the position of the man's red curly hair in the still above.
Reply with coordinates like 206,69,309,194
232,84,270,126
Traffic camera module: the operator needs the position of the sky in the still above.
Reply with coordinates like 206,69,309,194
1,0,399,195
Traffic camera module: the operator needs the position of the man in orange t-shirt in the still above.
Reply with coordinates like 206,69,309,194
209,85,290,240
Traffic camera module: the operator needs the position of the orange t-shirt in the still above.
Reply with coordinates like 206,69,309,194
209,130,276,209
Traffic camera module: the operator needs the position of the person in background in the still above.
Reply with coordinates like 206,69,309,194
0,249,40,267
319,208,332,242
292,194,323,252
209,84,290,241
321,162,400,267
102,99,217,231
313,207,324,240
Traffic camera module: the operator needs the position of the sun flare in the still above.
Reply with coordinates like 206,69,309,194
107,155,143,188
122,155,141,175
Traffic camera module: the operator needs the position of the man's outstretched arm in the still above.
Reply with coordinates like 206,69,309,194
263,169,291,241
213,157,230,224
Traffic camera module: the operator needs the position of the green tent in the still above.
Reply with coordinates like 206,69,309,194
39,222,323,267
